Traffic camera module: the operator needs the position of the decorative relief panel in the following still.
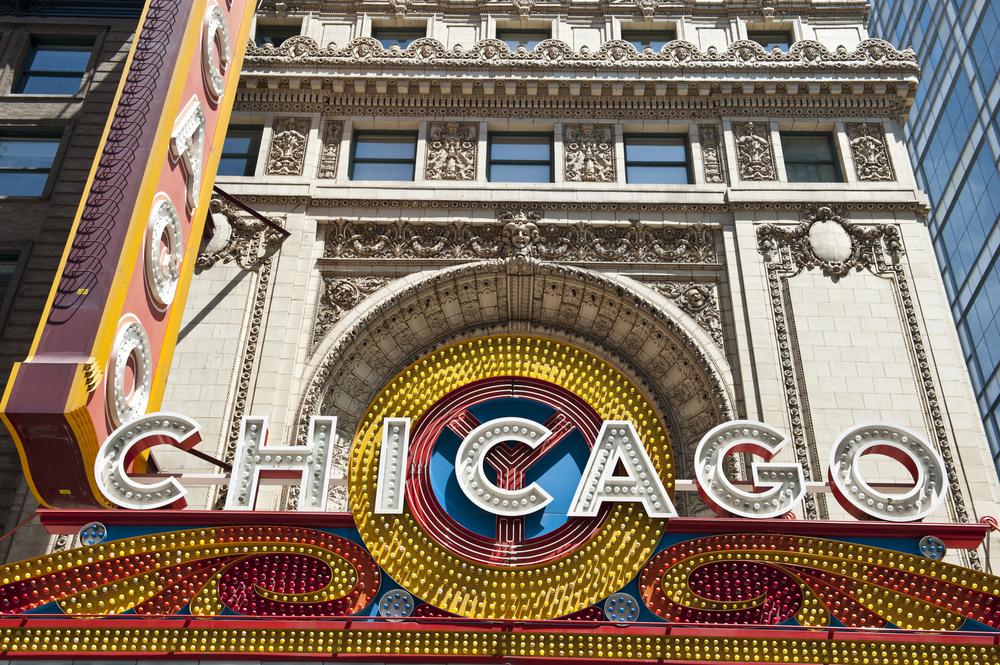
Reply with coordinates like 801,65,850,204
313,276,396,349
244,37,918,76
649,282,724,348
698,124,726,184
845,122,896,182
197,197,287,270
755,207,980,572
636,0,660,18
424,122,478,180
563,124,616,182
317,119,344,179
322,215,718,264
265,117,311,176
732,121,777,181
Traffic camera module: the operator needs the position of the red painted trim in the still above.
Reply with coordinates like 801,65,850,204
36,509,990,547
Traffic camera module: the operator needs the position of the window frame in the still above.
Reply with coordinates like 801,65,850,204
495,28,551,50
780,131,843,183
13,34,96,96
0,126,66,198
622,133,693,185
0,241,32,340
620,29,677,52
217,124,264,177
486,132,554,184
254,24,301,48
371,27,427,49
348,130,419,182
746,29,794,51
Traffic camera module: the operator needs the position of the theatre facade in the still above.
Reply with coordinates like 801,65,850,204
2,0,1000,662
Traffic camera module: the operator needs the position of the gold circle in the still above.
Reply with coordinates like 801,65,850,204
349,335,673,619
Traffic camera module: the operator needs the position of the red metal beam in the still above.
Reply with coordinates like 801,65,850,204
35,509,990,548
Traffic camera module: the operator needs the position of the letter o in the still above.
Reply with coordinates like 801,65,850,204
106,315,152,428
201,3,231,101
144,195,183,309
828,422,947,522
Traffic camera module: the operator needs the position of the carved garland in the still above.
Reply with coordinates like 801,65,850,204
322,217,719,264
756,207,979,571
265,117,311,176
244,37,918,74
312,276,396,349
197,197,286,271
698,124,726,184
845,122,895,182
424,122,478,180
648,282,724,348
563,123,616,183
733,121,777,181
317,119,344,179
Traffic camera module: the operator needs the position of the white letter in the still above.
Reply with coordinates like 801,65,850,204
829,422,947,522
455,417,553,516
169,97,206,211
225,415,337,511
374,417,411,514
143,194,183,310
694,420,805,519
201,3,231,101
95,412,202,510
568,421,677,519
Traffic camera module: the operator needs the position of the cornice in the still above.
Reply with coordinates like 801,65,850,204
226,194,931,217
243,36,917,76
255,0,869,21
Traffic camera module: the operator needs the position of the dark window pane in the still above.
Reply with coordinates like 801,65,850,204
747,30,792,50
785,163,839,182
490,136,550,161
626,166,689,184
0,172,49,196
372,28,425,49
0,252,17,306
496,30,549,50
30,48,90,72
355,135,417,160
255,26,301,47
21,76,82,94
351,162,414,181
219,126,263,176
489,164,551,183
217,157,252,177
624,137,686,163
0,139,59,169
781,135,834,162
621,30,675,52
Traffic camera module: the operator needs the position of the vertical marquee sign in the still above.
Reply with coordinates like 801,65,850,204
0,0,256,508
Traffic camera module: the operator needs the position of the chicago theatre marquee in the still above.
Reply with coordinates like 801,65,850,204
3,0,1000,662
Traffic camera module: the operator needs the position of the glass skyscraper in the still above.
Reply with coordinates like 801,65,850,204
870,1,1000,473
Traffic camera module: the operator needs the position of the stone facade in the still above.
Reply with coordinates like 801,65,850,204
4,1,994,571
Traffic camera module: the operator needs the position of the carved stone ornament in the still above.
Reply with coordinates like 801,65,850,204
323,216,718,264
313,276,395,348
649,282,724,348
265,117,311,176
733,121,777,181
197,197,287,270
513,0,534,17
317,119,344,179
563,124,616,183
424,122,478,180
636,0,659,18
389,0,409,16
698,124,726,184
756,207,978,570
756,205,903,278
760,0,777,18
244,37,918,75
846,122,896,182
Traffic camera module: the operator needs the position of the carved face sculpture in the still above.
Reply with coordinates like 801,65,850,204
504,221,538,250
